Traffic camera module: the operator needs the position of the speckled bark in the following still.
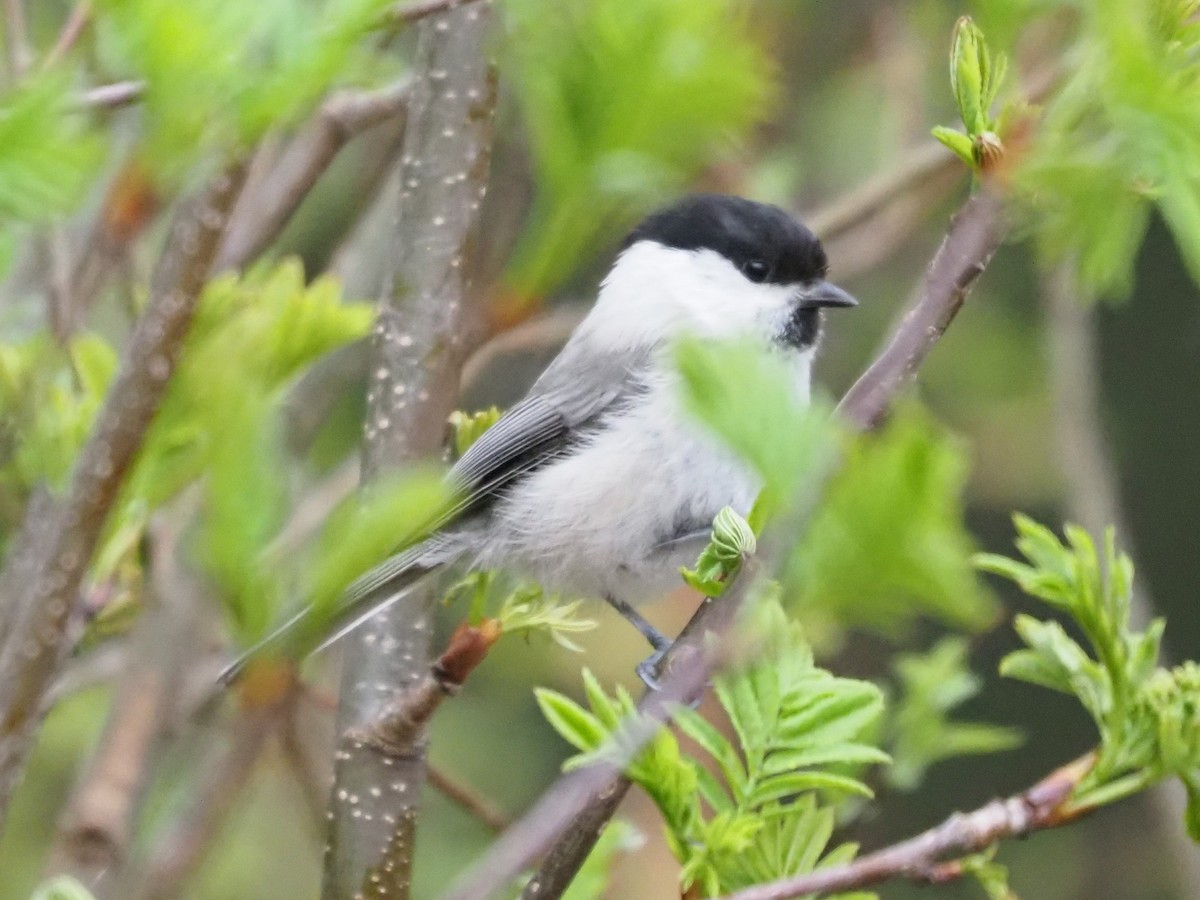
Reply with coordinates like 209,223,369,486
0,163,246,829
322,5,495,899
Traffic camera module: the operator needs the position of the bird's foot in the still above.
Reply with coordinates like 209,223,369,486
636,646,670,691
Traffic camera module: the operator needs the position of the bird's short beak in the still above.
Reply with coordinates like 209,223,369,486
798,280,858,310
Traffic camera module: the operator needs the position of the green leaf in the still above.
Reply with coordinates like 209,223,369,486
932,126,976,166
784,405,995,641
888,637,1021,791
675,708,748,800
304,472,450,621
674,336,837,518
536,688,609,756
95,0,395,175
0,74,104,223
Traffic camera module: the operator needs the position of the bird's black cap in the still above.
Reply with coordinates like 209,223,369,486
622,193,828,286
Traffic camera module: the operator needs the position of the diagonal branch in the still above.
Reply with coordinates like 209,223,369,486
446,184,1010,900
719,753,1097,900
836,189,1005,430
214,79,413,272
0,161,247,829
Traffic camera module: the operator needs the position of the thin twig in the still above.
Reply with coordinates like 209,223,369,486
447,566,760,900
44,1,92,69
43,514,202,893
386,0,484,26
807,142,958,242
215,79,413,272
428,766,509,833
719,753,1097,900
78,80,145,111
0,161,247,829
3,0,33,78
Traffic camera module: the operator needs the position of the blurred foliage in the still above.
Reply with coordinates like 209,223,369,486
501,0,773,299
94,0,396,177
449,406,503,459
538,597,884,898
886,637,1022,791
979,517,1200,838
557,820,642,900
0,333,117,552
0,74,104,227
973,0,1200,296
676,337,993,646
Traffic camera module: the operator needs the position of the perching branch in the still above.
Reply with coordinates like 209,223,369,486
0,161,247,830
718,753,1096,900
322,2,496,897
448,185,1011,900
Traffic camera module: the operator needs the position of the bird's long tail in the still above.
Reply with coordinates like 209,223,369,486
217,535,461,686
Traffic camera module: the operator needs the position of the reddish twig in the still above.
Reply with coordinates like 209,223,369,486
0,161,247,829
44,1,93,69
719,753,1097,900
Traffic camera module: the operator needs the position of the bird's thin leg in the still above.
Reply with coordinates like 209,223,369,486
604,595,672,690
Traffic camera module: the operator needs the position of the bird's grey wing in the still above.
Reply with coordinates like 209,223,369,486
437,340,654,523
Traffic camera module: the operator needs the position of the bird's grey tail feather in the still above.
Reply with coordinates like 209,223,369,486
217,534,463,686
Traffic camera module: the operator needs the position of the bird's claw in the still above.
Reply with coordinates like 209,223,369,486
636,647,668,691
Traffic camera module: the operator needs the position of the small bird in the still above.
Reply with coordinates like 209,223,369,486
222,194,856,686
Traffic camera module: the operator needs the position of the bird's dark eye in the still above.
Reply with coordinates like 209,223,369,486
740,259,771,283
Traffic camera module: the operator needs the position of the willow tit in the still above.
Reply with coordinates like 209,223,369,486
222,194,856,686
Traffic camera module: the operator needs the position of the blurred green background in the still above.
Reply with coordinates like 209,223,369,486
2,0,1199,898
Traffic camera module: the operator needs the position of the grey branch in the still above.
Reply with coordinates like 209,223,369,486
321,2,497,898
719,753,1096,900
0,161,247,830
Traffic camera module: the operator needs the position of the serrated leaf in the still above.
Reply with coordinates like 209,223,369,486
749,771,874,807
675,709,748,799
